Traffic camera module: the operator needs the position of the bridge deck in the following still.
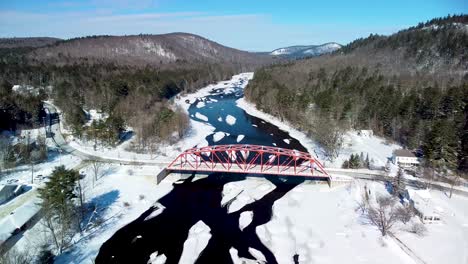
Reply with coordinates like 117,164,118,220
167,162,329,178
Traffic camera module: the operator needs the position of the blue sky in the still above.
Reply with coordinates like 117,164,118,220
0,0,466,51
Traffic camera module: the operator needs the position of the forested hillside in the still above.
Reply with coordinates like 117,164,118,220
245,15,468,172
0,33,271,149
0,37,61,49
27,33,273,67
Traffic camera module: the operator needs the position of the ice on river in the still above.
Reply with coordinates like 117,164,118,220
148,252,167,264
221,179,275,213
143,203,165,221
283,139,290,144
239,211,253,231
225,115,237,126
179,221,212,264
217,116,223,122
195,112,208,122
213,132,226,142
196,101,206,108
236,135,245,143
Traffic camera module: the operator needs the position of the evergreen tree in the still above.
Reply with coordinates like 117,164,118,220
365,153,370,169
392,168,406,198
38,165,80,253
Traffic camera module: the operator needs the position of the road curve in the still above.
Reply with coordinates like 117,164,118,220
43,102,170,167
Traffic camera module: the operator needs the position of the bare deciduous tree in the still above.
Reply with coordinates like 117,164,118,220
0,135,13,172
90,159,103,186
30,149,42,184
448,173,462,199
396,205,414,224
0,248,33,264
407,222,427,237
310,117,344,161
366,195,399,236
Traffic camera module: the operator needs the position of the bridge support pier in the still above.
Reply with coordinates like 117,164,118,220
156,168,170,184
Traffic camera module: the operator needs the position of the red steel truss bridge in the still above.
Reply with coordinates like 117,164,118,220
167,144,330,180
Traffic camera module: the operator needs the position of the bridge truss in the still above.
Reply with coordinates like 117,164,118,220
167,144,329,179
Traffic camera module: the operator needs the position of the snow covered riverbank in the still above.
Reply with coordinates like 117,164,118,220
236,98,401,168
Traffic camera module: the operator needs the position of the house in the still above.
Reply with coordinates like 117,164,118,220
392,149,419,167
407,189,442,223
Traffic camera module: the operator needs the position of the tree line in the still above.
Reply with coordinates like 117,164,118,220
246,66,467,173
0,57,238,150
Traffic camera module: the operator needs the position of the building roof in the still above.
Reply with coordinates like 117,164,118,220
393,149,416,158
407,189,442,217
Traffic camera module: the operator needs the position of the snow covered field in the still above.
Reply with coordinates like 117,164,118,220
8,164,468,264
222,178,468,264
12,163,177,264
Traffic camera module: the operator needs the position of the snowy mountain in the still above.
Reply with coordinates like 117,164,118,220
270,42,342,58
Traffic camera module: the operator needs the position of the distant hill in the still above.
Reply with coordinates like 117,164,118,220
0,37,61,48
270,43,342,59
245,14,468,172
27,33,273,68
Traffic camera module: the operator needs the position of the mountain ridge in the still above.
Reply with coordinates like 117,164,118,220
270,42,342,58
25,32,274,68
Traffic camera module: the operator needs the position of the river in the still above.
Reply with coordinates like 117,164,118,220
96,73,308,264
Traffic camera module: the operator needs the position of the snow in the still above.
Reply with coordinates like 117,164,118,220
11,84,40,96
0,154,81,186
67,117,214,164
176,72,253,110
270,43,341,56
248,247,266,262
229,247,259,264
334,131,401,168
217,116,223,122
239,211,253,231
0,196,41,242
65,73,253,165
234,178,467,264
19,127,46,140
143,203,165,221
195,112,208,122
7,72,466,264
221,178,275,213
283,139,290,144
85,109,108,126
225,115,237,126
213,132,226,142
32,164,177,264
179,221,212,264
147,252,167,264
237,98,401,168
236,135,245,143
196,101,206,108
138,39,176,60
396,190,468,264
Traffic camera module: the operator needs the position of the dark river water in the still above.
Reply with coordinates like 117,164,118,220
96,77,310,264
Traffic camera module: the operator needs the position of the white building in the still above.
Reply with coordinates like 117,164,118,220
407,189,442,223
392,149,419,167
